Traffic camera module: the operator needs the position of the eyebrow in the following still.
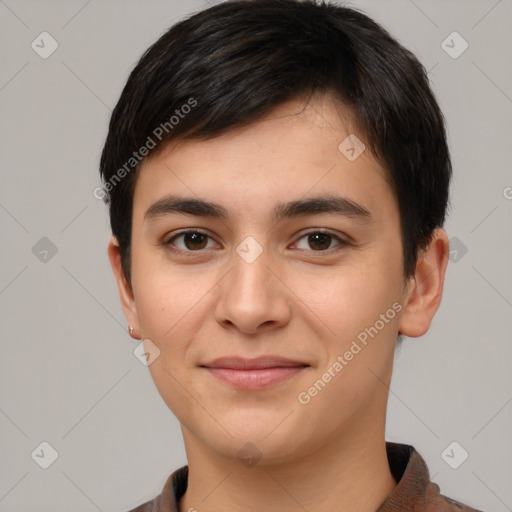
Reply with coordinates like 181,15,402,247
144,193,373,224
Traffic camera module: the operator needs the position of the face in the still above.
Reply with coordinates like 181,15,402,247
109,94,445,465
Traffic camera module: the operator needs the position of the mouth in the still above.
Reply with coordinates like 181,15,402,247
200,356,310,390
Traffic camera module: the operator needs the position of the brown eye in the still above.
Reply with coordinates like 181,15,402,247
166,230,215,252
294,231,346,252
307,233,332,251
182,232,208,250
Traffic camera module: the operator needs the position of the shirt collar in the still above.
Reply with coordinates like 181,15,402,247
155,442,466,511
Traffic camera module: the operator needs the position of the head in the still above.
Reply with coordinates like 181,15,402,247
101,0,450,464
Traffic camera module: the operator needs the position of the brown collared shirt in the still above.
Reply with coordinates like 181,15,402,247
126,443,483,511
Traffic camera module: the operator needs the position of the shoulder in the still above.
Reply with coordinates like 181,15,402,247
124,499,155,512
382,443,484,512
427,484,484,511
122,466,187,512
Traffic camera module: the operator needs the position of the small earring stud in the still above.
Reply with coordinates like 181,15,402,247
128,325,135,337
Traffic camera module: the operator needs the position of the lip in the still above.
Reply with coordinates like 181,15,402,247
200,356,309,390
202,356,308,370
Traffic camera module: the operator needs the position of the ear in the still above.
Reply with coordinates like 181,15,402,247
107,236,140,337
398,228,450,338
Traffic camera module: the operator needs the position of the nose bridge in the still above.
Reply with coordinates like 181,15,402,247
214,235,291,332
229,237,274,305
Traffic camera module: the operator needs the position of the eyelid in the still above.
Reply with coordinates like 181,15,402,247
164,227,209,241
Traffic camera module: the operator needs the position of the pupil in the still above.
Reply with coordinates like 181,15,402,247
185,232,207,250
309,233,330,250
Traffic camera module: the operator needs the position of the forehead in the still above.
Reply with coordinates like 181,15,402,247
132,95,396,226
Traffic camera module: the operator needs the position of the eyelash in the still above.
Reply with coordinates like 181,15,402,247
163,228,349,257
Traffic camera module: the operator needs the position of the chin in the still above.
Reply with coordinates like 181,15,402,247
183,409,306,464
213,433,306,467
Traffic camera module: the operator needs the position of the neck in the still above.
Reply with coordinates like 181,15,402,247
179,426,396,512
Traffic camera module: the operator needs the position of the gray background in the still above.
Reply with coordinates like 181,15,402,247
1,0,511,511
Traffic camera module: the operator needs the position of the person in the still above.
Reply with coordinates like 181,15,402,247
99,1,482,510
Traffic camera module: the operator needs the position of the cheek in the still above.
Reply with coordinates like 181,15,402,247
135,274,203,344
289,261,400,339
131,266,207,422
131,255,224,374
133,274,177,338
130,242,198,335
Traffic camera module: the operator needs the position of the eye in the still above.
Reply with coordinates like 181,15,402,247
164,229,218,252
163,228,348,255
293,230,347,252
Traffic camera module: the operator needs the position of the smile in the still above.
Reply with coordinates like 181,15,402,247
200,356,310,390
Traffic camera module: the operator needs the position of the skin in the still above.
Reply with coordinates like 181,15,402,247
108,93,449,512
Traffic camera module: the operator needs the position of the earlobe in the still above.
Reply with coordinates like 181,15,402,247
107,236,140,334
398,228,450,338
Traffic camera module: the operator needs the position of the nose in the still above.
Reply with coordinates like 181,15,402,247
214,242,292,335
